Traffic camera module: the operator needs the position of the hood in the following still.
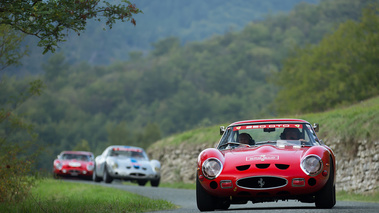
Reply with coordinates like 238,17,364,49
108,156,150,165
59,159,92,167
223,145,308,166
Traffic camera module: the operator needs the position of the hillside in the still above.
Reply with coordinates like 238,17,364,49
149,96,379,149
8,0,320,75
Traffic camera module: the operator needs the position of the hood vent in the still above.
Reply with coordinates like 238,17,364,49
275,164,290,170
236,165,250,171
256,164,270,169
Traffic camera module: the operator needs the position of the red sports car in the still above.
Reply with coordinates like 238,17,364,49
196,119,336,211
53,151,95,179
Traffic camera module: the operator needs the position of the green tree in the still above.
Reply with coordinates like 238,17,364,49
274,4,379,114
0,25,27,71
0,0,142,53
73,139,91,151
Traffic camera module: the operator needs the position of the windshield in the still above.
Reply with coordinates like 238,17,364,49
218,123,320,150
61,154,91,161
109,148,148,160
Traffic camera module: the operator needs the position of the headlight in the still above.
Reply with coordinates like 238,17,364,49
153,166,160,173
86,164,94,171
109,161,118,169
55,162,63,170
202,158,222,179
301,155,323,176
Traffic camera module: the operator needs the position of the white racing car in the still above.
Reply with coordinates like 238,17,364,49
93,145,161,187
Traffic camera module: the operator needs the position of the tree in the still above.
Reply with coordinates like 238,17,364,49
274,4,379,114
0,25,27,71
0,0,142,53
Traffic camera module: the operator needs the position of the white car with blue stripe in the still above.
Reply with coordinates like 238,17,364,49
93,145,161,187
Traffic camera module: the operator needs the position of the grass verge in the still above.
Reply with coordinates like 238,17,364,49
336,190,379,203
0,178,177,213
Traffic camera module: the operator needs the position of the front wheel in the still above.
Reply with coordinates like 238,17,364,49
151,177,160,187
92,165,101,182
137,180,147,186
196,176,216,211
103,165,113,184
315,157,336,208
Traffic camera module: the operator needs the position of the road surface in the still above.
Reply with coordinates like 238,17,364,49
71,179,379,213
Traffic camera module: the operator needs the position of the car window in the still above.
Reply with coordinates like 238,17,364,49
109,148,148,160
62,154,90,161
218,123,317,149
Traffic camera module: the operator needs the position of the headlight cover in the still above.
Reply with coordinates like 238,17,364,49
108,161,118,169
86,164,94,171
55,162,63,170
301,155,323,176
202,158,222,179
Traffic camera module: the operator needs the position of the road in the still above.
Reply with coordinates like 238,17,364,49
72,179,379,213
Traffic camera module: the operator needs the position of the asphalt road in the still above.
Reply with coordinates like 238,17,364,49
71,179,379,213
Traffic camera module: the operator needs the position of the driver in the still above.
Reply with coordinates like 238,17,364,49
281,128,301,140
238,133,255,145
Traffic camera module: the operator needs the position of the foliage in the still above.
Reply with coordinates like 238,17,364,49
0,178,177,212
7,0,320,72
0,0,142,53
0,25,28,71
274,3,379,114
0,76,44,203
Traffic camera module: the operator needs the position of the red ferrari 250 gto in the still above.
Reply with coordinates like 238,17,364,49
53,151,95,179
196,118,336,211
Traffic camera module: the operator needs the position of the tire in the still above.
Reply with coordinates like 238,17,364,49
137,180,147,186
151,178,160,187
92,165,101,182
215,201,230,210
196,176,216,211
103,165,113,184
315,157,336,208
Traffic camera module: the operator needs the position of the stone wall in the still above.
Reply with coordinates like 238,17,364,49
147,140,379,193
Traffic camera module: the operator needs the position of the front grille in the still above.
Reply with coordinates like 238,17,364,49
237,176,287,189
130,173,146,177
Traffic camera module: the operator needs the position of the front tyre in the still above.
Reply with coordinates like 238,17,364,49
315,157,336,208
151,177,160,187
137,180,147,186
92,165,101,182
196,176,216,211
103,165,113,184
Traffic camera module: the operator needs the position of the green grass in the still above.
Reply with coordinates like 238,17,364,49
336,190,379,203
159,182,196,190
0,179,177,213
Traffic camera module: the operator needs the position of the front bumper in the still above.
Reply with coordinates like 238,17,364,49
54,168,93,177
108,167,160,181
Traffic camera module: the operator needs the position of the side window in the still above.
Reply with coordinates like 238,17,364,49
306,124,320,145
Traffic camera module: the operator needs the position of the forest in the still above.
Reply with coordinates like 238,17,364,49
6,0,320,75
1,0,379,172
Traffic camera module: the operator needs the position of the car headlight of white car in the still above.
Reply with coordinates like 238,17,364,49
301,155,323,176
202,158,222,179
108,160,118,169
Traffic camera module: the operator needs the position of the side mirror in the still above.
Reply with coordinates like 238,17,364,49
220,126,225,135
313,123,319,132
